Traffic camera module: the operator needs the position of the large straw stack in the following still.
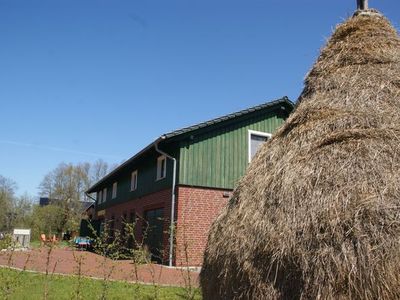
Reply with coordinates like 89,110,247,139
200,9,400,300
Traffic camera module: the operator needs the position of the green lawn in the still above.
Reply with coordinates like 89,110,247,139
0,268,201,300
30,240,71,249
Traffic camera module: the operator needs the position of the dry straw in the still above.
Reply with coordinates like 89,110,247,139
200,9,400,300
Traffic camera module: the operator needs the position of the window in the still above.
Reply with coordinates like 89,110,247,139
110,215,115,237
128,210,136,248
131,170,138,191
248,130,272,162
103,188,107,202
98,190,102,204
112,182,117,199
143,207,164,263
129,210,136,224
121,212,127,236
99,219,105,234
156,155,166,180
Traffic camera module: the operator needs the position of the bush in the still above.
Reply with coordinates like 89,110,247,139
0,234,13,250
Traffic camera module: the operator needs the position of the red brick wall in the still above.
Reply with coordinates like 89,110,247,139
95,186,230,266
99,188,172,263
175,186,231,266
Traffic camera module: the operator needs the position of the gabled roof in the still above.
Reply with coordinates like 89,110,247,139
86,96,294,193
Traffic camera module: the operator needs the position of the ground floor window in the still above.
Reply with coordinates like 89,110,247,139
129,211,136,224
143,207,164,263
110,215,115,238
126,210,136,248
99,219,105,235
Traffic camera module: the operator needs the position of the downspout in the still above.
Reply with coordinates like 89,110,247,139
85,192,97,218
85,192,97,202
154,138,177,267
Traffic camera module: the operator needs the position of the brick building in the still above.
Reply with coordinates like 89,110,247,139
86,97,294,266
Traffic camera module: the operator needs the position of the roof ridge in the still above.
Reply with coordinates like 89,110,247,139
162,96,293,139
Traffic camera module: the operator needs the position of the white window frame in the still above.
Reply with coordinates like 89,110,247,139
103,188,107,202
112,182,117,199
248,129,272,163
98,190,102,204
131,170,138,191
156,155,167,181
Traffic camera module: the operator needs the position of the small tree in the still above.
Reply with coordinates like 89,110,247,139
38,160,113,236
11,193,33,229
0,176,17,232
31,204,64,238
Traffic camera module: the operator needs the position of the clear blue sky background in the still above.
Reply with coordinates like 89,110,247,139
0,1,399,198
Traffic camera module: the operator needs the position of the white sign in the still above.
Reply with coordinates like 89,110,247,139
13,229,31,235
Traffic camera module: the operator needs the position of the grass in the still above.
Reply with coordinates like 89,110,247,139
0,268,202,300
30,240,70,249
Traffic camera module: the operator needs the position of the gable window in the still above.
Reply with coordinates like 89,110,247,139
156,155,167,180
98,190,102,204
131,170,138,191
248,130,272,162
103,188,107,202
112,182,117,199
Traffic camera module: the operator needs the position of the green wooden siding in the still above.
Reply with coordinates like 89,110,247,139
92,102,292,210
96,149,175,210
178,112,285,189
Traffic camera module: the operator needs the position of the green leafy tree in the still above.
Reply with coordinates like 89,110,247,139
31,204,64,238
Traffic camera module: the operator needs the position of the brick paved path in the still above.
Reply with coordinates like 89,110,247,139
0,247,199,287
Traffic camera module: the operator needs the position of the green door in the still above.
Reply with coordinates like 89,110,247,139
144,208,164,263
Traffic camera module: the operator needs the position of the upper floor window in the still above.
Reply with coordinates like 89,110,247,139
156,155,166,180
112,182,117,199
98,190,102,204
131,170,138,191
103,188,107,202
248,130,271,162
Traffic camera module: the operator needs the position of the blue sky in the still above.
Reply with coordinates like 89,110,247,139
0,1,399,197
